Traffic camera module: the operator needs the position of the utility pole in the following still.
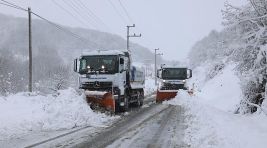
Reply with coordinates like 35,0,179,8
28,7,32,92
155,53,163,85
126,24,141,52
154,48,159,85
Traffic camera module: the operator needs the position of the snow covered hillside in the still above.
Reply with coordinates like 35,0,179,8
188,0,267,114
0,13,160,95
0,88,117,141
191,64,241,113
164,63,267,148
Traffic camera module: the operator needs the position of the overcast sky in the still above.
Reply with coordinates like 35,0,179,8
0,0,245,61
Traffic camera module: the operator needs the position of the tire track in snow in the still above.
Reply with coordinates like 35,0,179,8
108,105,188,148
24,93,156,148
74,103,170,148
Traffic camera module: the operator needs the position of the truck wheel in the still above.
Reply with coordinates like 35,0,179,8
133,91,143,107
115,100,120,113
140,91,144,106
120,93,129,112
134,91,144,107
133,97,141,107
140,98,143,106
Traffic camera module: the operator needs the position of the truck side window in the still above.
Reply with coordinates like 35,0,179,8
80,59,86,70
120,58,124,64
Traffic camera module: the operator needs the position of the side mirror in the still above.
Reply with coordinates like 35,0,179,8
120,58,124,65
157,69,161,78
74,59,78,72
187,69,192,78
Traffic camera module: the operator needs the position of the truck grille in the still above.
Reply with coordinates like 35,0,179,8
81,81,113,89
160,83,185,90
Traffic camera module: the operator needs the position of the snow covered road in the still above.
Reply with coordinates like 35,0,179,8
22,94,187,148
108,105,187,148
74,104,187,148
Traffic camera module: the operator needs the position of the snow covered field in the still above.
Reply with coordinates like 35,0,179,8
0,88,118,142
165,64,267,148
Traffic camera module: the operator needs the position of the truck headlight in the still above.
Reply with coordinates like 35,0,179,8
163,80,166,82
183,80,186,83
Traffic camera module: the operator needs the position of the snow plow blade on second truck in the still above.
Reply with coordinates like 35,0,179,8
156,90,178,103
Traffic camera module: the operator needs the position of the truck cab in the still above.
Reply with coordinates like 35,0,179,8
157,67,192,90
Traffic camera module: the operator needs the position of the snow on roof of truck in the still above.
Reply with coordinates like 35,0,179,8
161,66,188,69
81,50,126,56
132,62,145,68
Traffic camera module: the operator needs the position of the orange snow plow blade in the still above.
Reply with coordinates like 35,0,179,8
156,90,178,103
84,91,115,112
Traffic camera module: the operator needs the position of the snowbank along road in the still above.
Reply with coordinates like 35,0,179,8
24,94,187,148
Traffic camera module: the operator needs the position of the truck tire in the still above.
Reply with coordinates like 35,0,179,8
120,91,129,112
133,90,144,107
115,99,120,113
140,91,144,106
133,97,141,107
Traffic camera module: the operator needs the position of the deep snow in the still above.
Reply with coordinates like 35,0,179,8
165,64,267,148
0,76,156,145
196,64,241,112
0,88,117,141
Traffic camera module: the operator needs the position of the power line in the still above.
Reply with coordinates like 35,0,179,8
51,0,91,29
118,0,134,24
0,0,27,11
71,0,121,44
61,0,99,29
71,0,99,25
0,0,27,10
0,2,22,10
68,0,101,29
51,0,118,45
75,0,111,31
31,11,99,48
115,0,154,52
107,0,128,25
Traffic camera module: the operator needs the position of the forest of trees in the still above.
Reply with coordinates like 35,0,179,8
188,0,267,113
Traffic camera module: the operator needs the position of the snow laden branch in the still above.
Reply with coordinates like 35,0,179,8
245,99,267,116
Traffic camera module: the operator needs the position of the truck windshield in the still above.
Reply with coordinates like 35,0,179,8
79,55,118,74
162,68,187,80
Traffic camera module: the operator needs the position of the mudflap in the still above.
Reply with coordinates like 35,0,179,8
156,90,178,103
85,91,115,113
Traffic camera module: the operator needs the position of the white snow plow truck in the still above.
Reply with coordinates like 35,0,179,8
156,66,192,102
74,50,145,113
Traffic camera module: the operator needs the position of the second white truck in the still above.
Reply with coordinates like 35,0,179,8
156,66,192,102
